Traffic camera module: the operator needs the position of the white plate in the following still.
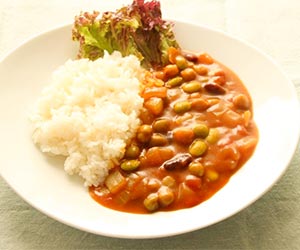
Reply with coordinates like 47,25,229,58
0,21,299,239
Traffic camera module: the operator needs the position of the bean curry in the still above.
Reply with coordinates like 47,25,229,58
90,47,258,213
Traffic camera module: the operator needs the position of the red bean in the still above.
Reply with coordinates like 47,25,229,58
162,153,193,171
203,82,226,95
183,52,198,62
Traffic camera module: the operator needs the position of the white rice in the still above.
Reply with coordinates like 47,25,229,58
30,51,144,186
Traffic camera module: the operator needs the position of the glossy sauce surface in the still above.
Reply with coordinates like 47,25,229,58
90,49,258,214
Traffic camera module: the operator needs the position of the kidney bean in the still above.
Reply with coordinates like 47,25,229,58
182,52,198,62
203,82,226,95
162,153,193,171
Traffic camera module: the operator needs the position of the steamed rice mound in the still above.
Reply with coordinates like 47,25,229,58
31,52,144,186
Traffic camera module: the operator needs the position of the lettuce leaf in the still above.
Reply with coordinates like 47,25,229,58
72,0,179,69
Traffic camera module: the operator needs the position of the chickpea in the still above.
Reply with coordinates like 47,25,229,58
152,119,171,133
139,107,155,124
149,133,168,147
206,128,219,144
164,64,179,78
188,162,205,177
191,98,209,111
137,125,153,143
175,55,188,70
125,144,140,159
193,124,209,138
144,193,159,212
189,139,208,157
233,94,250,110
180,68,197,81
193,64,208,75
162,176,176,188
198,53,214,64
158,186,175,207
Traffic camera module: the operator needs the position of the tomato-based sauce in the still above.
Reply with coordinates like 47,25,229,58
90,48,258,214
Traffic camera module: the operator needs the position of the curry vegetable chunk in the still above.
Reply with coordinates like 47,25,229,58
90,48,258,214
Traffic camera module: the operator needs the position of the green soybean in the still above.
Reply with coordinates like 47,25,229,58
173,101,191,114
152,119,171,133
166,76,183,88
182,80,202,93
120,160,140,171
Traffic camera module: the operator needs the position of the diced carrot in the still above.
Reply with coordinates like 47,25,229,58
153,70,166,81
177,183,198,208
144,97,164,116
236,136,258,154
128,178,148,200
173,127,194,145
221,110,243,128
185,175,202,190
168,47,181,64
142,87,167,100
144,147,174,166
214,76,226,85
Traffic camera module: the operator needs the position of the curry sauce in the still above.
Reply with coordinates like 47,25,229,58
90,48,258,213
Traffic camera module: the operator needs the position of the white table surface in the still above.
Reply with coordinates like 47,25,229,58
1,0,300,249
